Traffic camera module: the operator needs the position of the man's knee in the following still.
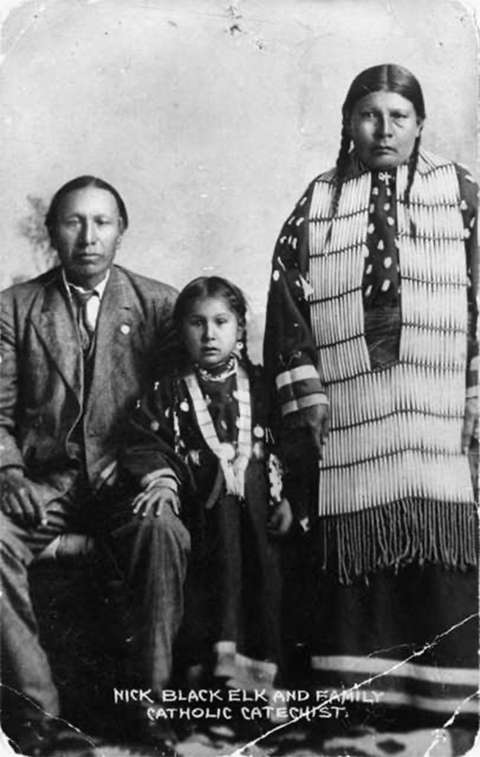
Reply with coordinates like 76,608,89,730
0,512,33,567
133,506,191,553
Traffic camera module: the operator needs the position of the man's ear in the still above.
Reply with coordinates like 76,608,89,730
115,219,125,248
48,230,58,252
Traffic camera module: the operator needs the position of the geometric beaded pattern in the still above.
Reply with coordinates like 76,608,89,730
307,151,473,515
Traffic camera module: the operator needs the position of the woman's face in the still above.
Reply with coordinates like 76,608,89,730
348,90,423,170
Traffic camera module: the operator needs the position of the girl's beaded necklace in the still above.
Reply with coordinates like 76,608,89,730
196,355,237,383
183,355,252,497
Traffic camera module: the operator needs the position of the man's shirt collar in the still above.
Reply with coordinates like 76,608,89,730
62,268,110,299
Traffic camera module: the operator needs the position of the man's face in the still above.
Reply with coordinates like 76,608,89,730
51,187,124,288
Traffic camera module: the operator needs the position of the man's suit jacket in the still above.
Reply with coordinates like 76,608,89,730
0,264,178,490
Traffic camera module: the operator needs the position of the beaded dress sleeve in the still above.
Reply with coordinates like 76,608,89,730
120,377,190,492
263,180,329,425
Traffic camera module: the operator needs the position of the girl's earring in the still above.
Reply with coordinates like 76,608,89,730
236,340,244,353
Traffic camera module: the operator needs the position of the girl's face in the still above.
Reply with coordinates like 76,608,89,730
182,295,243,369
348,91,423,170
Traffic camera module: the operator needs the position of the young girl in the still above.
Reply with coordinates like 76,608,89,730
121,276,292,706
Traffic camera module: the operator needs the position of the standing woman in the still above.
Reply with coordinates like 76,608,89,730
264,64,478,748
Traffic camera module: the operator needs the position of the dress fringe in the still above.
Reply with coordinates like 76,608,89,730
317,499,478,584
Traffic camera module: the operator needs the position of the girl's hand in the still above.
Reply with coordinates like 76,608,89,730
268,498,293,536
132,486,180,518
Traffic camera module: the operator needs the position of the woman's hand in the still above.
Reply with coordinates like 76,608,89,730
461,396,479,454
308,403,330,459
132,486,180,518
283,403,330,460
268,498,293,537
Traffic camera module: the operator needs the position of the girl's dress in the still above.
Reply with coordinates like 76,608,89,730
264,149,478,725
121,356,284,693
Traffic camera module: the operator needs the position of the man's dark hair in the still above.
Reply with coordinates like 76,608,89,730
45,175,129,236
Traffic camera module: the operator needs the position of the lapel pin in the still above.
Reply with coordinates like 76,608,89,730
120,324,130,335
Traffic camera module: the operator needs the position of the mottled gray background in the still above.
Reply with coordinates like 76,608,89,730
1,0,478,360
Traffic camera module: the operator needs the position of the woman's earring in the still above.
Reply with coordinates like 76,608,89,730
236,340,244,353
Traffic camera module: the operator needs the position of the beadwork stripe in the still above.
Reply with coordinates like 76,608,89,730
318,452,471,515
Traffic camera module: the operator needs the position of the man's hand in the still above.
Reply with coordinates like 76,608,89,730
132,485,180,518
268,497,293,536
0,468,47,527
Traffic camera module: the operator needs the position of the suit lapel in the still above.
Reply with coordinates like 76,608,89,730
34,267,139,409
90,266,135,387
34,269,83,400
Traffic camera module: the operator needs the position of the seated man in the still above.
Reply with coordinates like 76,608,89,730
0,176,189,757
